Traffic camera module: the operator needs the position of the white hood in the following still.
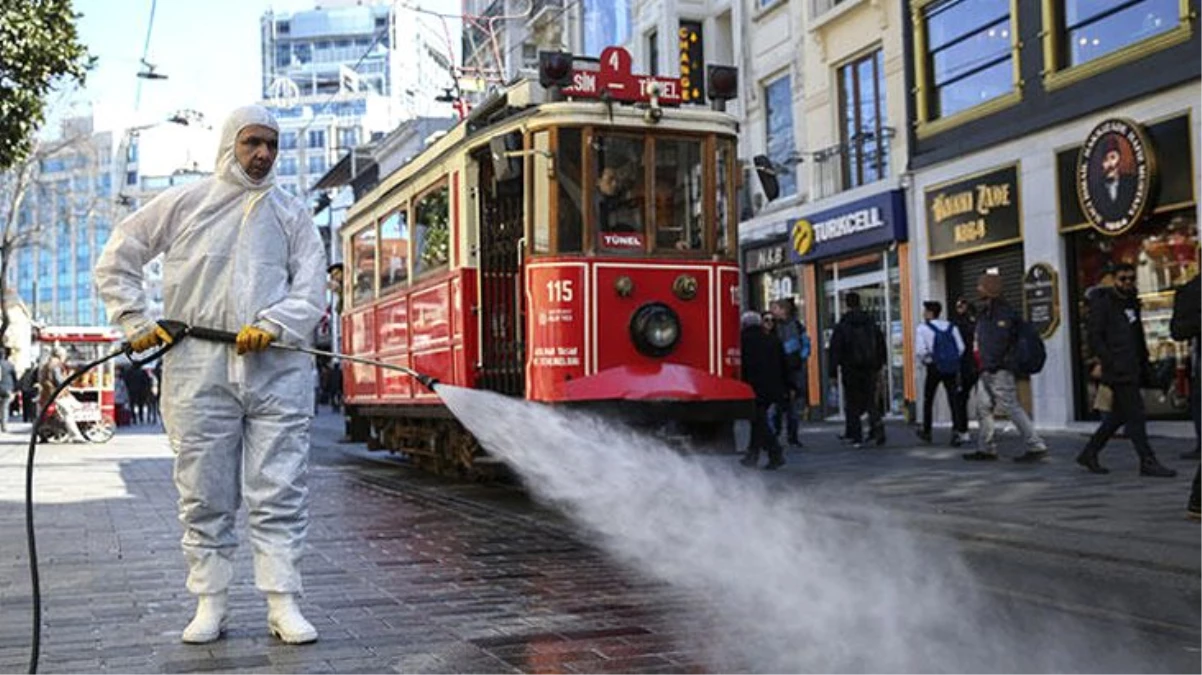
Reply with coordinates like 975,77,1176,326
215,105,280,190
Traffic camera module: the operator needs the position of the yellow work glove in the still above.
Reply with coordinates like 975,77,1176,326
236,325,275,355
129,324,174,352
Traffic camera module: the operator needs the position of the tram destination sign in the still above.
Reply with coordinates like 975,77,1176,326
1023,262,1060,339
561,47,684,105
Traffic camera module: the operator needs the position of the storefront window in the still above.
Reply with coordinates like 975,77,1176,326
818,248,905,419
751,266,800,314
652,138,704,251
351,225,376,306
1069,210,1198,420
1062,0,1180,68
594,134,646,251
378,209,408,295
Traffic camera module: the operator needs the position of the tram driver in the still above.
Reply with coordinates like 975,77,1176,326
596,161,643,237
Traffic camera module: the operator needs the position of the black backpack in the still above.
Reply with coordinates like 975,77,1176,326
1014,319,1046,376
843,318,880,369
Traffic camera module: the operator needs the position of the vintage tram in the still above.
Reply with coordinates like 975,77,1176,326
339,47,754,474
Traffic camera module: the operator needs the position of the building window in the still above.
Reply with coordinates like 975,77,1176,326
764,74,797,198
275,44,291,68
838,49,889,189
276,20,290,35
126,171,137,185
308,130,325,149
919,0,1013,121
338,127,358,149
308,155,326,176
647,30,659,75
522,43,539,69
280,131,297,150
1060,0,1180,67
278,157,298,176
414,185,449,276
294,42,311,64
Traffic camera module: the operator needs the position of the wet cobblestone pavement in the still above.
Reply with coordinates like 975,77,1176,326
1,412,1198,673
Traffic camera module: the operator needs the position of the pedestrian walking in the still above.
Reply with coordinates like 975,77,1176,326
147,362,162,425
0,348,18,432
828,291,887,447
114,365,131,427
963,272,1049,462
950,297,977,446
19,362,39,423
1074,262,1176,477
1170,273,1199,459
770,298,810,448
95,105,327,645
915,301,965,445
739,311,787,470
124,364,150,425
1169,273,1198,518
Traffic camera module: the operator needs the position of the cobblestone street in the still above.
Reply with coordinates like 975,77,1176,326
1,411,1198,673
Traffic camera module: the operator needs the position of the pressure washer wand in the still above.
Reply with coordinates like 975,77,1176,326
181,323,440,391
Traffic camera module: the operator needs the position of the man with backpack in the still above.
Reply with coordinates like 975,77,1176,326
915,301,965,446
770,298,810,447
964,272,1048,463
1074,262,1177,477
829,291,887,447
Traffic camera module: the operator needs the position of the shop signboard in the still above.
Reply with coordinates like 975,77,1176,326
925,163,1022,261
1023,262,1060,339
788,189,907,263
744,241,789,274
1075,118,1157,236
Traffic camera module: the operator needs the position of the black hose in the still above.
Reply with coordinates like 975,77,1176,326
25,348,125,674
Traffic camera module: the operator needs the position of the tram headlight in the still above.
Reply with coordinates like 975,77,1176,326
629,303,681,358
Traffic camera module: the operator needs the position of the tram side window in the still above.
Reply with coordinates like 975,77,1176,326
716,139,734,255
532,131,551,253
379,209,409,294
594,134,645,251
414,185,450,276
352,225,377,306
557,128,583,253
653,139,704,251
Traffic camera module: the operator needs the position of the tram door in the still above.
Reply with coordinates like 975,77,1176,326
475,138,526,397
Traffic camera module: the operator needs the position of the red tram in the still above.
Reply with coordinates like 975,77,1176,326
339,47,754,474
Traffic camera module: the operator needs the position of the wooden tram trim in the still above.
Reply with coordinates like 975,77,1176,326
703,133,717,256
642,134,655,256
582,125,597,256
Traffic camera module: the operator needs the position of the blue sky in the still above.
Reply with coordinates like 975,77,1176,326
61,0,459,133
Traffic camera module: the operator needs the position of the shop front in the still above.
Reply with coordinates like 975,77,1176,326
1058,113,1198,421
787,189,911,420
909,85,1199,431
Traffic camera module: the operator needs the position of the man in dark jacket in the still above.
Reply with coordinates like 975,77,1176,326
740,311,787,470
1170,274,1198,520
965,272,1047,462
1075,262,1176,477
770,297,809,447
828,292,886,447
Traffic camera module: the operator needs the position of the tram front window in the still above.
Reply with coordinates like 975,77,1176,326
594,135,645,251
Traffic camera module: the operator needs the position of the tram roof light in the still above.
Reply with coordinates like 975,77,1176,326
539,51,574,89
707,65,738,102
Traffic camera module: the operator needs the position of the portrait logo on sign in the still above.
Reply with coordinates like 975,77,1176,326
1076,118,1156,236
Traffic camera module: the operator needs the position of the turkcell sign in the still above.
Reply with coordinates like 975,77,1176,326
788,189,908,263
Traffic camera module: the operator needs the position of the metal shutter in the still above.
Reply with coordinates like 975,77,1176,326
945,244,1025,309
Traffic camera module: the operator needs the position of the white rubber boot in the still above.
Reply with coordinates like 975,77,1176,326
181,593,228,644
266,593,318,644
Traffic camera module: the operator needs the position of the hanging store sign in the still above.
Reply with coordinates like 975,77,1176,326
562,46,684,105
1075,118,1157,236
678,21,705,103
1023,262,1060,339
925,163,1022,261
744,241,790,273
789,189,907,263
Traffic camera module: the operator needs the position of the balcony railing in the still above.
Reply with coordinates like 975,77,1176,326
810,126,895,200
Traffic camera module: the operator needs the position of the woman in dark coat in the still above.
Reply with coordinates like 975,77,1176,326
740,311,789,470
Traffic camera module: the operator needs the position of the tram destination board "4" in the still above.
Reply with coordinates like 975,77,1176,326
561,47,684,106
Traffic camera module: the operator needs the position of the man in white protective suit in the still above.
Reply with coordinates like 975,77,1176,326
94,105,327,644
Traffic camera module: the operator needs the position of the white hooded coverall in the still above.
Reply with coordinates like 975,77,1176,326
95,106,327,594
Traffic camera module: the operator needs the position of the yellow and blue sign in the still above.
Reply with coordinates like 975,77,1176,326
788,189,907,263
